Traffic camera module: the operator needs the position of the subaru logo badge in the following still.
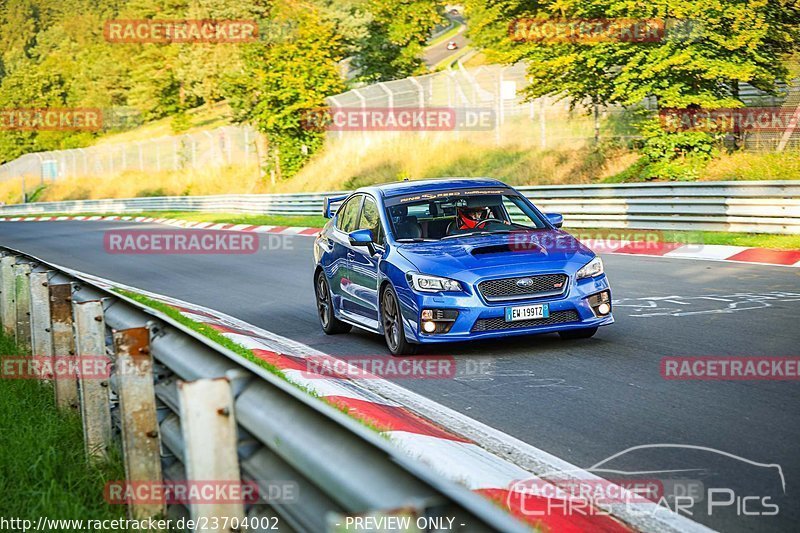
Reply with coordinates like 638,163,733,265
516,278,534,288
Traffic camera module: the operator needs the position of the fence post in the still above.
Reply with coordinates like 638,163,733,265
353,89,367,144
113,327,165,520
0,255,16,334
50,283,79,409
178,378,245,525
13,262,32,348
73,300,113,461
29,271,54,367
539,98,547,149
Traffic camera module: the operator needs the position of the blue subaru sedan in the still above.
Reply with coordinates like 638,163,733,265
313,178,613,355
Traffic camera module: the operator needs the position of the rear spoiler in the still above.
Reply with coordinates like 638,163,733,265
323,194,349,218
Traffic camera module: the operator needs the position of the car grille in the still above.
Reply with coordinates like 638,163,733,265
471,310,580,332
478,274,568,302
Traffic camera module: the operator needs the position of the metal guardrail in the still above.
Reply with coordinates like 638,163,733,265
1,180,798,234
0,247,530,533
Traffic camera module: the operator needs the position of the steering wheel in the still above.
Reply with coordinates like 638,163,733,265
473,218,507,229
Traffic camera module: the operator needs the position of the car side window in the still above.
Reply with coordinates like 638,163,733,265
503,195,545,227
358,196,385,246
336,195,362,233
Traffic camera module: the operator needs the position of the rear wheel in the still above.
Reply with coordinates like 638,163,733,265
315,271,351,334
558,327,598,340
381,285,418,356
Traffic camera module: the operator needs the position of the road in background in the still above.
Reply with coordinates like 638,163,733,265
3,220,799,532
425,13,469,68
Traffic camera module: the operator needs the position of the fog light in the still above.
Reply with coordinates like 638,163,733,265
422,321,436,333
587,290,611,317
421,309,433,320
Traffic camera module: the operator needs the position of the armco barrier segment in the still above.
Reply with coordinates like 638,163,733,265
0,180,798,234
0,246,531,533
0,246,719,532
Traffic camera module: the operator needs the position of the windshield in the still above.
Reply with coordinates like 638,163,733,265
385,191,548,241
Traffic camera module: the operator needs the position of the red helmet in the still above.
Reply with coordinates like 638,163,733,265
457,206,490,229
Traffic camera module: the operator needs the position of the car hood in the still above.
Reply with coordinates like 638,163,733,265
395,230,595,281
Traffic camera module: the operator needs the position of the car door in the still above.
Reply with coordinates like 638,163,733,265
347,194,384,324
329,194,363,312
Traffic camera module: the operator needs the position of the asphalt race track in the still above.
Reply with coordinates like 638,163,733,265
3,221,799,532
424,14,469,68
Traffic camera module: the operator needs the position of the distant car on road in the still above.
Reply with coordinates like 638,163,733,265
450,9,460,16
314,178,613,355
446,40,458,50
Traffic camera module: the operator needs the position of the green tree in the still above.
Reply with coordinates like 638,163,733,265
225,2,346,178
466,0,799,178
467,0,798,108
353,0,444,82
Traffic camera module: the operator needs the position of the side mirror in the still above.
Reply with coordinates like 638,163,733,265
348,229,375,254
545,213,564,228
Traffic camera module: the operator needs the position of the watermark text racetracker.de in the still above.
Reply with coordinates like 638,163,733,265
103,480,296,505
509,18,666,43
104,19,258,43
661,356,800,380
659,107,800,132
510,229,705,253
301,107,496,132
1,355,109,381
0,108,102,131
103,229,293,254
301,354,492,380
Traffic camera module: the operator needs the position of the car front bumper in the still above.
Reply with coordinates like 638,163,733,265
398,274,614,344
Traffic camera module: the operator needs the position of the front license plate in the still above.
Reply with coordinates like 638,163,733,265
505,303,550,322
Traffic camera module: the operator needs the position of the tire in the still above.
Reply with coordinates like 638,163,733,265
380,285,418,356
315,271,352,334
558,327,598,340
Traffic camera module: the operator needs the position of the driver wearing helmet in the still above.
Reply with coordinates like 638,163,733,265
455,205,491,230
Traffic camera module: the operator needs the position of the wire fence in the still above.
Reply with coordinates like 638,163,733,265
0,125,260,185
1,64,798,189
326,63,650,147
326,63,800,151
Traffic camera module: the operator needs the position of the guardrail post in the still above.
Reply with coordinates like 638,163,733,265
178,378,245,526
50,283,79,409
113,327,165,520
13,262,32,348
0,255,16,334
73,300,113,461
29,272,54,370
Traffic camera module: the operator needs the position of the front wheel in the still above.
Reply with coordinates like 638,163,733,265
558,327,598,340
315,271,351,334
381,285,418,356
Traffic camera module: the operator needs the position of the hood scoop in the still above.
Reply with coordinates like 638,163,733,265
470,243,544,256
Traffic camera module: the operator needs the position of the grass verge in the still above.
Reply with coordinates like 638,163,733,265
9,211,328,229
128,211,328,228
0,332,126,523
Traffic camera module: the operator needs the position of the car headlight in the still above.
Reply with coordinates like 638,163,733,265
576,256,604,279
408,273,463,293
